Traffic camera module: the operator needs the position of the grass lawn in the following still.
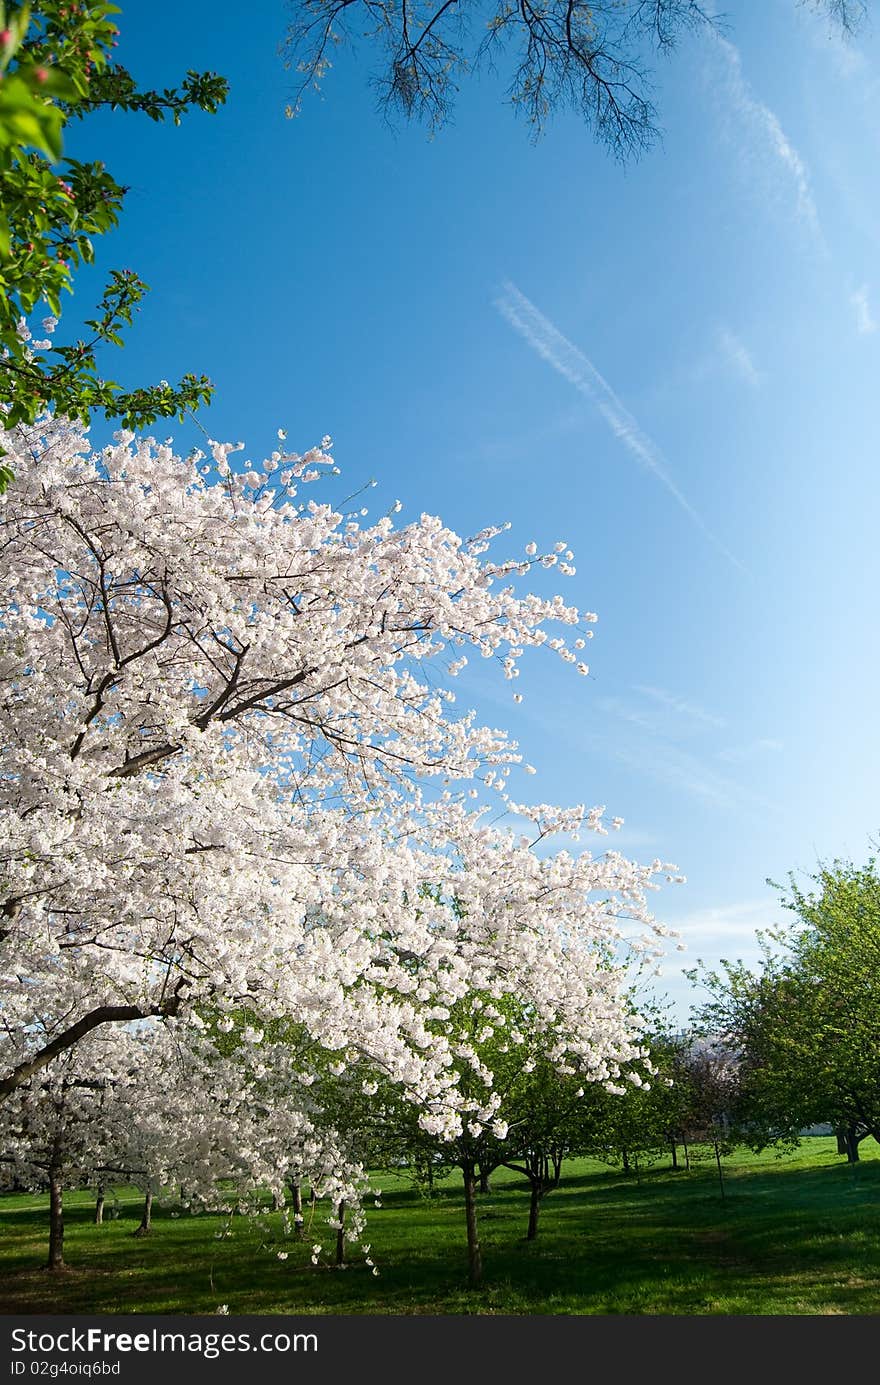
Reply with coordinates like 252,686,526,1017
2,1137,880,1315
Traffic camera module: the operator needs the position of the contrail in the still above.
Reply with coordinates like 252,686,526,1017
495,280,749,575
711,34,826,255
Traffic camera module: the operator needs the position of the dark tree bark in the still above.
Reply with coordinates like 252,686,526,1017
834,1125,861,1161
503,1149,563,1242
133,1189,153,1236
527,1181,541,1241
94,1185,105,1225
47,1159,64,1271
713,1140,725,1200
461,1159,483,1288
670,1140,678,1170
335,1200,346,1266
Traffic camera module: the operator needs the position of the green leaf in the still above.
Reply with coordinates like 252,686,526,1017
0,76,65,160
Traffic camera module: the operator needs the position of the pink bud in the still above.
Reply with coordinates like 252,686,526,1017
0,30,12,45
34,67,49,83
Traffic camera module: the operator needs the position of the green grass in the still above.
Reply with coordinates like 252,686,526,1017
3,1138,880,1314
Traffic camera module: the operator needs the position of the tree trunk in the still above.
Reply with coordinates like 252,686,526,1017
335,1200,346,1266
94,1185,105,1225
47,1161,64,1271
713,1140,725,1200
670,1140,678,1170
462,1161,483,1287
478,1166,492,1194
133,1189,153,1236
290,1181,304,1237
527,1181,541,1241
834,1125,861,1162
621,1148,630,1173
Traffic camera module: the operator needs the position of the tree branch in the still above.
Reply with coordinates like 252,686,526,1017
0,992,187,1102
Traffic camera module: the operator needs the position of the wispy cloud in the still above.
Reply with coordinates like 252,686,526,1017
667,899,780,943
494,280,748,574
589,695,779,816
716,325,762,387
634,684,726,730
655,899,788,990
608,738,780,816
716,737,783,764
596,696,657,732
710,34,826,252
655,895,790,1019
460,665,780,823
850,283,877,334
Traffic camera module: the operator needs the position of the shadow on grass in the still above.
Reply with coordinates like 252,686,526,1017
3,1144,880,1315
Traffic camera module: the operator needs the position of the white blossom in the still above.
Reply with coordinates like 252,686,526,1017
0,417,674,1243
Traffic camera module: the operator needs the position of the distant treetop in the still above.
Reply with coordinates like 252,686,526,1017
279,0,868,152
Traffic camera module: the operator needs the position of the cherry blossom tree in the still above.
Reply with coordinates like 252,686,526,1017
314,982,662,1279
0,415,680,1265
1,1018,371,1269
0,1034,118,1269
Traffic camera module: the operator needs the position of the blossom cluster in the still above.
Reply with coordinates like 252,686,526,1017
0,417,675,1229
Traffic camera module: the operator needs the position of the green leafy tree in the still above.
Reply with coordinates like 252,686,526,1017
0,2,227,482
496,1056,613,1239
589,1028,696,1175
644,1030,702,1170
689,857,880,1163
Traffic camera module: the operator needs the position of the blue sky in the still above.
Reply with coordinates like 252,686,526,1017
63,0,880,1023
